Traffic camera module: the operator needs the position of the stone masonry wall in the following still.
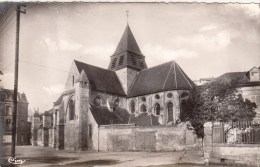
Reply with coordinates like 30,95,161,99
115,68,139,94
98,123,189,151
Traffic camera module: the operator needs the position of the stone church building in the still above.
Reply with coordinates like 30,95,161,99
32,24,196,151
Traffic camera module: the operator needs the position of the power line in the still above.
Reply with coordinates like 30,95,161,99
20,59,77,74
1,59,15,71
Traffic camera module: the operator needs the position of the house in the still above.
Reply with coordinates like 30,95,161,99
32,24,196,151
0,88,30,145
216,66,260,120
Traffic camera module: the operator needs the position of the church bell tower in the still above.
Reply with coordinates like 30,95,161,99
108,24,147,94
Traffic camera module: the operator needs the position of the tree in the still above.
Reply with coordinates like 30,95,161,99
181,79,257,139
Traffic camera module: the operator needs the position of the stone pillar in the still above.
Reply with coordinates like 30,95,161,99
42,114,49,147
203,122,213,159
31,116,40,146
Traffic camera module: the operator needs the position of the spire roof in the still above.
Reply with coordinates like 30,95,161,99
76,70,89,83
113,24,142,56
108,25,147,71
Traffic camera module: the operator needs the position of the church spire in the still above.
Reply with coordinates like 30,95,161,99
126,10,129,25
108,24,147,71
113,24,142,56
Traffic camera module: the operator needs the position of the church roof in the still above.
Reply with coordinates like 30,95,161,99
74,60,126,96
114,24,143,56
128,113,160,126
128,61,195,97
90,105,130,125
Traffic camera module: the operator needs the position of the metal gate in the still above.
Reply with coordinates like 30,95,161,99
135,131,156,151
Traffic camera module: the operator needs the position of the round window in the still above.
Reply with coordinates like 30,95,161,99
155,94,160,99
167,93,173,98
141,97,146,102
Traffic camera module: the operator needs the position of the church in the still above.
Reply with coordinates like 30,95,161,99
32,24,196,151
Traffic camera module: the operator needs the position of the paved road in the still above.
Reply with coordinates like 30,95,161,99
2,145,189,167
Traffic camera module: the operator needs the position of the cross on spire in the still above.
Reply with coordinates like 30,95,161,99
126,10,129,24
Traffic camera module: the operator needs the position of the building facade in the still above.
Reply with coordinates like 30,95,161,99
32,24,196,151
0,88,30,145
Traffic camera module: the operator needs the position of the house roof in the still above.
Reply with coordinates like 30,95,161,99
128,61,195,97
74,60,126,96
216,71,260,87
215,72,248,83
113,24,143,56
0,88,28,103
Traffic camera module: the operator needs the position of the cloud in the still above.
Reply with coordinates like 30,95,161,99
143,44,198,61
189,30,231,50
43,84,64,95
200,24,220,32
81,45,114,57
59,40,82,51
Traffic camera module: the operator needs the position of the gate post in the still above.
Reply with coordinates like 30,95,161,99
203,122,213,159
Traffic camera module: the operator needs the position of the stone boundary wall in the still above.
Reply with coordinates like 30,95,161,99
203,122,260,165
98,123,194,151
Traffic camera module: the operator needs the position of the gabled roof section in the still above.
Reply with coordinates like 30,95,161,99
215,72,248,84
128,61,195,97
114,24,142,56
74,60,126,96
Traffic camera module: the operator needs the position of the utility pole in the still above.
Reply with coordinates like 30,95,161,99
11,3,26,158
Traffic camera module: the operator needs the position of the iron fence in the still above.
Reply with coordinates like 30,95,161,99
213,121,260,144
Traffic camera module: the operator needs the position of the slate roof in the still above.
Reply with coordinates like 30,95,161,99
113,24,143,56
108,25,147,71
90,105,130,125
215,71,260,87
74,60,126,96
128,113,160,126
128,61,195,97
0,88,28,103
215,72,248,83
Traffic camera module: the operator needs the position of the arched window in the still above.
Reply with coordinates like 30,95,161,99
114,98,119,107
94,96,101,106
69,98,75,120
130,101,135,113
140,104,147,113
154,103,160,115
167,102,173,122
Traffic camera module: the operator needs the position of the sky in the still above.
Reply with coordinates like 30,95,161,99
0,3,259,113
